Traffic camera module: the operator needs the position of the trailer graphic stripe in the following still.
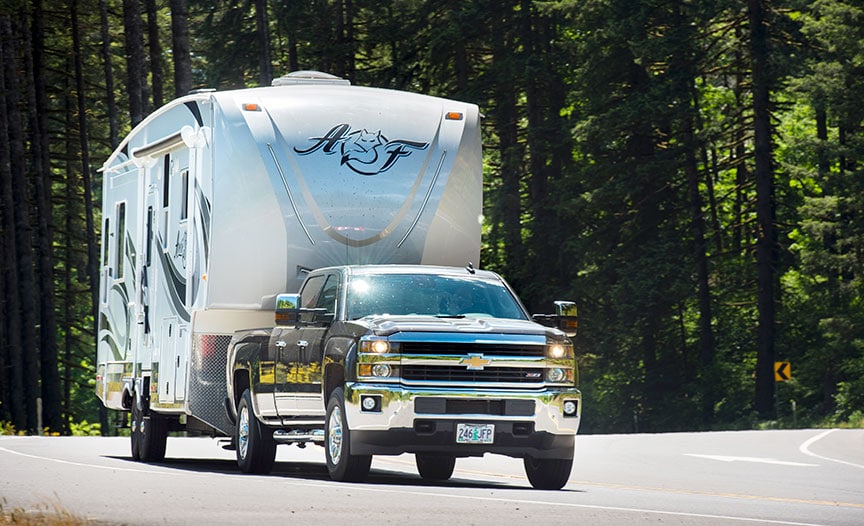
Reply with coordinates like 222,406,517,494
267,143,315,245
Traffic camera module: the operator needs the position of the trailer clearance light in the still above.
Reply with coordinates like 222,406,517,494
242,103,260,111
445,111,463,120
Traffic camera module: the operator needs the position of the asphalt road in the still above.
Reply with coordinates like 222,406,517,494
1,429,862,525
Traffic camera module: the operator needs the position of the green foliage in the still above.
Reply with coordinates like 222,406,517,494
4,0,864,436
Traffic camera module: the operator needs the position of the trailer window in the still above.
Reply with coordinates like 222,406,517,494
162,155,170,208
115,202,126,279
102,217,110,269
180,169,189,220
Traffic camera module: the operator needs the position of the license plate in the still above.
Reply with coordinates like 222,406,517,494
456,423,495,444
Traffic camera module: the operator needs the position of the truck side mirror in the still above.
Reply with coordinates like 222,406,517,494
555,301,578,338
275,293,300,326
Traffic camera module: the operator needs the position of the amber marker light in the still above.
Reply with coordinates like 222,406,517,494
243,103,260,111
445,111,463,120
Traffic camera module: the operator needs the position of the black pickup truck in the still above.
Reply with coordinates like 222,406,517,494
226,264,581,489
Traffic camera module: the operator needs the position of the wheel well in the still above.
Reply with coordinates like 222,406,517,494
233,370,250,406
323,364,344,403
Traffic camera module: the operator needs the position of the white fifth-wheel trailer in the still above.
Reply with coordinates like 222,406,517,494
97,71,481,438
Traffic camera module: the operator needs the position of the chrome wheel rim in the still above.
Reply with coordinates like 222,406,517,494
238,406,250,459
328,406,343,465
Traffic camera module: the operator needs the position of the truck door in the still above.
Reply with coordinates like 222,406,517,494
273,273,334,416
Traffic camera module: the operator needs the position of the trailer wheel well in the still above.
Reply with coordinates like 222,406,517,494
323,365,344,403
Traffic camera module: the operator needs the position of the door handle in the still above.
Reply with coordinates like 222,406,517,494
275,340,287,349
297,340,309,349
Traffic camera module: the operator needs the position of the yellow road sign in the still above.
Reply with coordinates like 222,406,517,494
774,361,791,382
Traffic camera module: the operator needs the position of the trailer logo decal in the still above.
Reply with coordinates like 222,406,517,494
294,123,429,176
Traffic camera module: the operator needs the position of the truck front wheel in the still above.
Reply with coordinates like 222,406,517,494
325,387,371,482
523,456,573,490
236,389,277,474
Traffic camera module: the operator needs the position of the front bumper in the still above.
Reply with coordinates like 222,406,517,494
344,383,581,459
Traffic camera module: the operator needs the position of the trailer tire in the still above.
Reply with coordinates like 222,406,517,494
415,454,456,481
523,456,573,490
130,405,141,461
236,389,276,474
131,396,167,462
325,387,371,482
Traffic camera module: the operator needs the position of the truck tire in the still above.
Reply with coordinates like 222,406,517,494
325,387,371,482
415,454,456,481
523,456,573,490
236,389,277,474
131,396,167,462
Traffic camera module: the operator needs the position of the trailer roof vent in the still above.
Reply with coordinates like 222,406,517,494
272,70,350,87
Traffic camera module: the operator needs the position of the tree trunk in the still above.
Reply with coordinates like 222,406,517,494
124,0,147,126
2,14,39,433
254,0,272,85
170,0,192,96
100,0,119,148
27,0,63,434
748,0,777,419
146,0,164,107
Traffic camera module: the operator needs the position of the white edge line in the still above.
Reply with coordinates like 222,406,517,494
799,429,864,469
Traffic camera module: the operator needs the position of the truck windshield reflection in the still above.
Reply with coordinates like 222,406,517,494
347,274,527,320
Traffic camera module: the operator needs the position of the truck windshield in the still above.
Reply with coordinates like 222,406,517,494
346,274,527,321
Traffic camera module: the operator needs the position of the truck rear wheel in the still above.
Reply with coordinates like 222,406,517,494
523,456,573,490
236,389,277,474
325,387,371,482
415,454,456,481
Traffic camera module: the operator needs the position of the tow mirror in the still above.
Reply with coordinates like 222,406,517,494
555,301,578,338
275,293,300,326
531,300,578,338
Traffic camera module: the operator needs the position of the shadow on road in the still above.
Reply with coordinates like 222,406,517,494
103,454,577,492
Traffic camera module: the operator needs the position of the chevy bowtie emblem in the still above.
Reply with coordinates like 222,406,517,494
460,354,492,371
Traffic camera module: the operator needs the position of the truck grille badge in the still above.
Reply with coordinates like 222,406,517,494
460,354,492,371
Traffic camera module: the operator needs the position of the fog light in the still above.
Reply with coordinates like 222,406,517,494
547,367,566,383
371,364,392,377
361,396,379,411
563,400,578,416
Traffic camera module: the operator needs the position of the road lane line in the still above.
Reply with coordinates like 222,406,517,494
0,445,179,475
799,429,864,469
684,454,818,466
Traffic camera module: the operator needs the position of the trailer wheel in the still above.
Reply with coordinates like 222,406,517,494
130,405,141,461
415,454,456,481
131,396,167,462
325,387,371,482
523,456,573,490
236,389,276,474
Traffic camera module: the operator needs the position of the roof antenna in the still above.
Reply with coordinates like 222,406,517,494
466,262,476,275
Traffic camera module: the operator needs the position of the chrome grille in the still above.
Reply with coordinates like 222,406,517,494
401,341,545,357
402,365,544,383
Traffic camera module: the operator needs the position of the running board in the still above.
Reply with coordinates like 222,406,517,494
272,429,325,443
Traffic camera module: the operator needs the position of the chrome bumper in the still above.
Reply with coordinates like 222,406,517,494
343,382,581,458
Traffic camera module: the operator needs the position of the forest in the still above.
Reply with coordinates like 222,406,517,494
1,0,863,436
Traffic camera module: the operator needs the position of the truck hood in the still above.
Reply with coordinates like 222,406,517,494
358,315,558,339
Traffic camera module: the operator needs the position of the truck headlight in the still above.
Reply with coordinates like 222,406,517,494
546,342,573,359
